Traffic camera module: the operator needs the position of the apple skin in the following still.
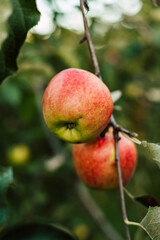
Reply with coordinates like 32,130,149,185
73,132,137,189
42,68,113,143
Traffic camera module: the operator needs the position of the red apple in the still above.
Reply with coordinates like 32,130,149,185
73,130,137,189
42,68,113,143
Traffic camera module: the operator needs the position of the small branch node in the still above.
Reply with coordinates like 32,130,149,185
79,35,87,44
109,116,138,139
124,219,129,225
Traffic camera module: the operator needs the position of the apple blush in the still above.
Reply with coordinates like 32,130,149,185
42,68,113,143
73,131,137,189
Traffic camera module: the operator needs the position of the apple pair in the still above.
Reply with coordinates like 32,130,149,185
42,68,137,189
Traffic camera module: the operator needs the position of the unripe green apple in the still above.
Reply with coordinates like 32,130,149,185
42,68,113,143
7,144,30,166
73,131,137,189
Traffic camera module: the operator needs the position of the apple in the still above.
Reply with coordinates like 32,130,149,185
73,224,90,240
73,130,137,189
42,68,113,143
7,144,30,166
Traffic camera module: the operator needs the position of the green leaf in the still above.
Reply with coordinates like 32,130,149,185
135,207,160,240
135,230,150,240
0,0,40,83
0,222,79,240
124,188,160,208
0,167,13,195
141,141,160,168
135,195,160,208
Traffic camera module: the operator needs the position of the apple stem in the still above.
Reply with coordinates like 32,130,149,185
80,1,132,239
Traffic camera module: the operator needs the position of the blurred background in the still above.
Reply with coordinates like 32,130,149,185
0,0,160,239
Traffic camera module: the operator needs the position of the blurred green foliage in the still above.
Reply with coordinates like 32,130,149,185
0,0,160,239
0,222,78,240
0,0,40,82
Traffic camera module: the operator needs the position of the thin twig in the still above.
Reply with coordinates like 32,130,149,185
113,129,131,240
110,115,137,137
80,1,131,239
100,116,137,138
80,0,137,139
76,182,123,240
80,0,101,78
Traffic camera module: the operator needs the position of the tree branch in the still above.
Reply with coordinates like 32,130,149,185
76,182,123,240
80,1,131,239
80,0,101,78
113,129,131,240
100,116,137,139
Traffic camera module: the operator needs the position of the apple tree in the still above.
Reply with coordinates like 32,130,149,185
0,0,160,240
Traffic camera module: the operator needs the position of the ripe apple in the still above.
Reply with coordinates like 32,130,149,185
73,130,137,189
42,68,113,143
